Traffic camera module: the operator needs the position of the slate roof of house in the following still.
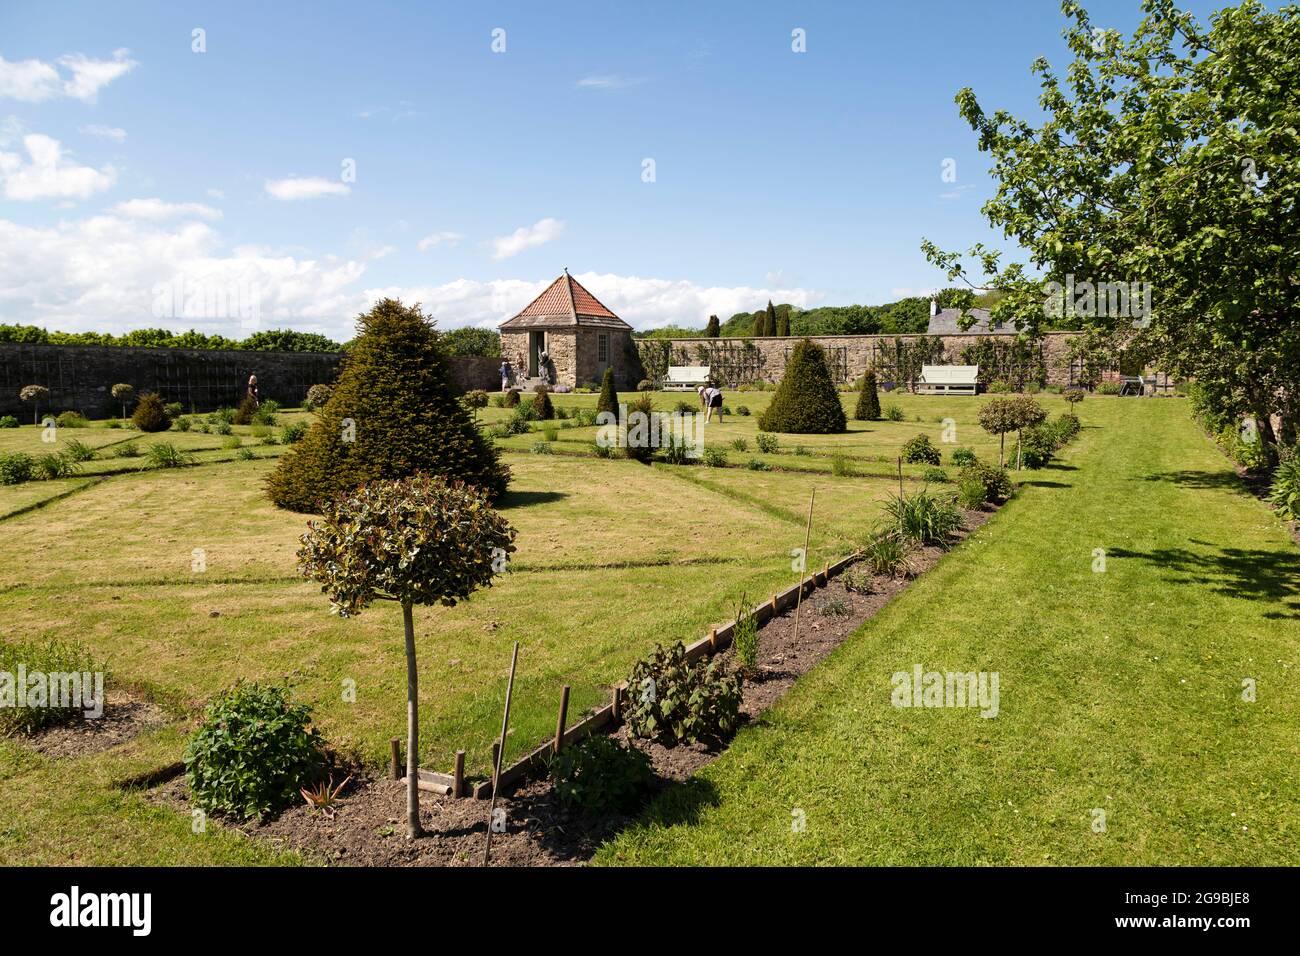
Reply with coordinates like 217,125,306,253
926,307,1017,335
499,272,632,330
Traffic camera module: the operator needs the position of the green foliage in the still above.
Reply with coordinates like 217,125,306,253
957,478,988,510
0,325,343,352
704,314,721,337
831,454,856,477
55,411,89,428
233,393,258,426
113,441,140,458
131,393,172,433
144,442,194,469
0,415,17,428
61,439,96,462
755,432,779,454
541,424,559,442
623,642,743,747
959,460,1014,503
175,416,192,432
439,326,501,358
731,596,759,677
730,437,748,452
840,565,873,594
859,529,914,577
922,466,950,483
530,441,553,455
280,422,307,444
757,339,847,434
950,446,978,467
883,488,963,547
1268,455,1300,521
296,473,515,617
1017,425,1057,469
622,393,657,464
164,402,184,419
745,458,770,471
221,435,242,449
0,638,102,736
854,370,881,420
252,399,279,426
596,368,619,415
267,300,509,512
901,433,941,465
305,384,333,411
548,735,653,817
702,446,728,468
1096,382,1121,396
660,433,691,465
184,682,326,821
33,453,78,480
736,405,751,416
636,379,653,391
532,385,555,420
884,404,905,422
0,452,33,484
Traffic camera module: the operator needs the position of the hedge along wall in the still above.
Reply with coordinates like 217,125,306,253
0,343,500,418
635,331,1081,390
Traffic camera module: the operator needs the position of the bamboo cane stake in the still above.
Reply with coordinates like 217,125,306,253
483,641,519,866
792,488,816,644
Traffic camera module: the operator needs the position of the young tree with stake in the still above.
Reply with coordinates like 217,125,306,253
297,474,515,839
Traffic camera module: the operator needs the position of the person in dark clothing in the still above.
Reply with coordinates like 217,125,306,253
247,374,260,407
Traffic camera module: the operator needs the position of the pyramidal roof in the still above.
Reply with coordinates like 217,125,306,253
500,271,631,330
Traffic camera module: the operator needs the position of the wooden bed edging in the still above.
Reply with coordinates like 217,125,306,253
472,549,861,800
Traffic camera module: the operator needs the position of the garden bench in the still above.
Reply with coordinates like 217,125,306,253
663,365,711,391
916,365,979,395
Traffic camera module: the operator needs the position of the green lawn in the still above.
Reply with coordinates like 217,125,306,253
595,396,1300,865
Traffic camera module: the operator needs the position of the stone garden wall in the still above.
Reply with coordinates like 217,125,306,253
0,343,498,418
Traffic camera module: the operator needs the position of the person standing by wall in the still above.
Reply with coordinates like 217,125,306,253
247,374,260,407
499,359,512,392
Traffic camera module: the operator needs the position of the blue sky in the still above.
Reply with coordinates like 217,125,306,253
0,0,1233,337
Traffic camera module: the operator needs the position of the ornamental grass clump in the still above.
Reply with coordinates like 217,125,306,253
296,474,515,839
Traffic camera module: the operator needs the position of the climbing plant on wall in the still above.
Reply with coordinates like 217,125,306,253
871,336,947,389
959,338,1047,389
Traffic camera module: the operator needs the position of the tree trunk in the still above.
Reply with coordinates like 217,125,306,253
999,432,1006,468
403,602,422,839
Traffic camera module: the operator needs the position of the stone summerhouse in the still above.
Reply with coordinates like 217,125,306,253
499,271,635,388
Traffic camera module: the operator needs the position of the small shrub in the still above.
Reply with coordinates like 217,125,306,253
281,422,307,444
731,597,759,678
488,424,509,439
216,422,233,436
736,405,751,416
504,388,521,408
623,642,743,747
237,447,257,461
746,458,770,471
883,489,963,546
840,565,873,594
530,441,553,455
463,389,489,413
816,596,852,618
209,407,235,425
660,433,692,465
222,435,242,449
251,424,271,439
884,404,905,422
0,638,103,735
922,466,949,483
622,394,657,464
0,453,33,484
0,415,18,428
950,446,978,467
542,424,559,443
957,478,987,510
61,439,96,463
55,411,90,429
113,441,140,458
755,432,779,454
163,402,183,419
144,442,194,468
673,400,694,415
1096,381,1121,395
252,400,279,426
131,393,172,432
184,682,326,820
532,385,555,420
175,416,193,432
730,437,748,452
901,433,941,465
831,454,856,477
855,369,882,421
793,445,810,456
1268,455,1300,520
591,440,613,458
1017,424,1056,469
305,383,333,411
597,371,620,416
490,395,505,408
636,379,653,391
33,453,78,480
988,379,1012,393
959,460,1014,503
702,446,728,467
261,435,279,446
1050,412,1081,446
548,735,653,817
196,422,210,434
233,393,258,425
859,529,914,578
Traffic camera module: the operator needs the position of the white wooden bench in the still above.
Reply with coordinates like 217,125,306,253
916,365,979,395
663,365,711,391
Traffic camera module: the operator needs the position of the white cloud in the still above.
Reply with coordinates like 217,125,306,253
0,133,116,200
576,74,646,90
417,231,462,251
489,218,564,260
111,198,222,221
205,188,225,200
78,124,127,142
0,49,137,103
890,287,938,299
264,176,350,200
365,271,822,331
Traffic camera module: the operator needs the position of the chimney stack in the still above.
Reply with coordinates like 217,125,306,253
930,296,939,317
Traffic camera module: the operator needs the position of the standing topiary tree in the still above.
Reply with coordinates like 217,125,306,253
1009,395,1048,469
1063,385,1085,419
775,304,791,337
233,392,258,426
532,384,554,420
305,383,333,412
596,367,619,416
19,385,49,425
855,370,881,421
297,475,515,839
705,314,720,338
131,392,173,432
266,299,510,512
978,397,1021,467
758,339,847,434
111,383,134,420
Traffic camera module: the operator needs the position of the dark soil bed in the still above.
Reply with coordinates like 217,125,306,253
18,690,167,759
151,506,993,866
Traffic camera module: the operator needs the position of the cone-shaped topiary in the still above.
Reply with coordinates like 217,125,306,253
131,392,173,432
854,370,881,420
596,367,618,416
757,339,847,434
233,392,258,425
266,298,509,512
705,314,720,337
532,384,555,420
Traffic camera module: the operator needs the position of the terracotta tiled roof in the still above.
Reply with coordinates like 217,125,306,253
499,272,631,330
